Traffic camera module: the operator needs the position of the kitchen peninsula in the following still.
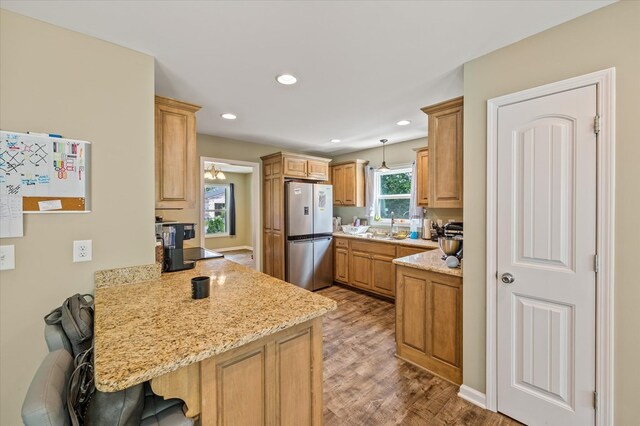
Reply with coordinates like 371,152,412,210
93,259,336,425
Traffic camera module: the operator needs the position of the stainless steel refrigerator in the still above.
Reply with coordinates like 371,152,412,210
285,182,333,291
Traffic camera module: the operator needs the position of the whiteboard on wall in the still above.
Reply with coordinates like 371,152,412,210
0,131,91,212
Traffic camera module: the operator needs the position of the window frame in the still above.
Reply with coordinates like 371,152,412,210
203,183,230,238
372,166,412,226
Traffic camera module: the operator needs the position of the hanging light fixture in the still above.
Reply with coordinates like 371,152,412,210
204,164,226,180
378,139,391,171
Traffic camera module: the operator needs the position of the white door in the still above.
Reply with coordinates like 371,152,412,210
496,85,597,425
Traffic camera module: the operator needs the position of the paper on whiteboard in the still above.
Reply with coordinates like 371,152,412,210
0,131,87,198
0,195,23,238
38,199,62,211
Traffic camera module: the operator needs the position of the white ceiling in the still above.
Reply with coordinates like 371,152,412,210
2,1,613,155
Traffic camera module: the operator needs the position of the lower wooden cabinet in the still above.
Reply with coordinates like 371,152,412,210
396,265,462,384
151,318,324,426
334,247,349,283
333,237,434,299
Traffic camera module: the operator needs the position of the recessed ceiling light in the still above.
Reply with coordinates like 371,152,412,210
276,74,298,85
330,139,341,143
396,120,411,126
221,113,237,120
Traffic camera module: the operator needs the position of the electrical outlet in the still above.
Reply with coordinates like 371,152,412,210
0,245,15,270
73,240,92,262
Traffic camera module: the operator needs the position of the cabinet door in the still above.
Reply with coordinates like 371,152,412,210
371,255,396,297
283,157,308,178
428,103,463,208
263,178,272,230
272,231,285,280
307,160,329,181
349,251,371,289
264,231,273,276
416,149,429,206
332,166,345,205
334,247,349,283
342,164,356,205
271,177,282,232
155,99,198,209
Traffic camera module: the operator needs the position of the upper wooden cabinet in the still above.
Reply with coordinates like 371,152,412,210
416,148,429,206
421,97,463,208
331,160,367,207
154,96,201,209
279,152,331,181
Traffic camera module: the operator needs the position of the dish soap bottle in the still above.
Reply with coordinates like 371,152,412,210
409,216,419,239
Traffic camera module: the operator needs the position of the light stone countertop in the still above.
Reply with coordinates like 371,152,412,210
333,232,440,250
393,249,463,277
94,259,337,392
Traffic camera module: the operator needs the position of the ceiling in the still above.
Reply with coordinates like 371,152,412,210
2,1,613,155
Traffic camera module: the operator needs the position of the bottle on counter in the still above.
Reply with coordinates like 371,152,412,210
409,216,420,239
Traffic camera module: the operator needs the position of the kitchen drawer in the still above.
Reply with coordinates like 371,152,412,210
350,240,396,257
335,238,349,248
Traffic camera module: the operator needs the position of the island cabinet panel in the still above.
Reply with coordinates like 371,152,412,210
198,318,323,426
396,265,462,384
396,246,428,258
421,97,463,208
154,96,201,209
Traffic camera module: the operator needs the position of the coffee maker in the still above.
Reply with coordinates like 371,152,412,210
159,222,197,272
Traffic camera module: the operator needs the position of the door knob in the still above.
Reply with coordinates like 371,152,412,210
501,273,515,284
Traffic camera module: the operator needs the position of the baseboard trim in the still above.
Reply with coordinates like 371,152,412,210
214,246,254,253
458,385,487,410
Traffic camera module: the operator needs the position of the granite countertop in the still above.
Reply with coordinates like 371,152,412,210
93,259,337,392
333,231,440,250
393,249,463,277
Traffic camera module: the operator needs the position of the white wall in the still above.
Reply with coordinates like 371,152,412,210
463,2,640,423
0,10,155,425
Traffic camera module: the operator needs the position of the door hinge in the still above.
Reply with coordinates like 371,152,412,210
594,115,601,134
594,254,599,273
594,391,599,410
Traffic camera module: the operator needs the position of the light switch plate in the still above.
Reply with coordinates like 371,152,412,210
0,245,16,270
73,240,92,262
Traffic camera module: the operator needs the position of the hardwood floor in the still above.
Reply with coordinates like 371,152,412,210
222,249,255,269
317,285,521,426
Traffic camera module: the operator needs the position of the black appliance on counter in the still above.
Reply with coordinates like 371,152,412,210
156,222,224,272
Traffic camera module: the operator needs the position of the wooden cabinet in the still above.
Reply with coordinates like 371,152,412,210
397,246,428,258
262,154,285,279
334,242,349,284
416,148,429,206
333,237,436,299
396,265,462,384
154,96,201,209
280,153,330,181
331,160,367,206
261,152,331,280
420,97,463,208
153,318,324,425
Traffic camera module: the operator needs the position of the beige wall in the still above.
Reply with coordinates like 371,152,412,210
332,137,463,225
0,10,155,425
203,172,253,250
156,133,285,250
463,2,640,423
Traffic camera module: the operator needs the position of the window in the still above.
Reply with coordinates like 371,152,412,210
374,167,412,223
204,184,229,236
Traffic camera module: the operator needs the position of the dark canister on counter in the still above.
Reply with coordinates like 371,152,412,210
191,276,210,299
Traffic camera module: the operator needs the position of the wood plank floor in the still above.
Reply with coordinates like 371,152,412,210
317,285,521,426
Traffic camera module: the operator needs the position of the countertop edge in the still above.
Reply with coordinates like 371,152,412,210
392,251,463,278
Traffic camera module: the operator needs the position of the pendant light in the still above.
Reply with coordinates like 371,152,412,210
378,139,390,171
204,164,227,180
